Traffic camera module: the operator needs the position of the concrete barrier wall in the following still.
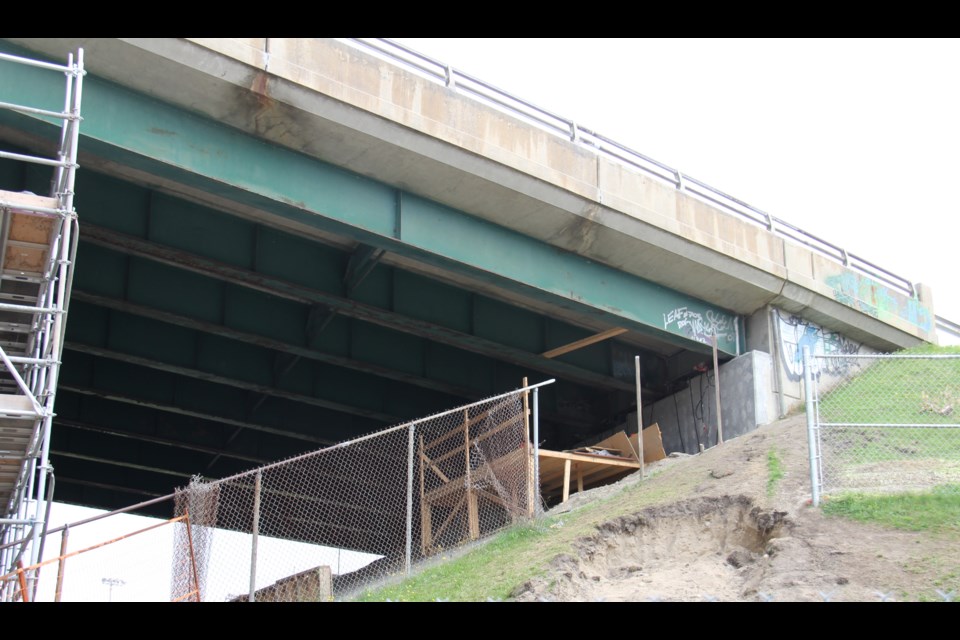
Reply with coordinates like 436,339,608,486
770,308,881,412
612,351,774,456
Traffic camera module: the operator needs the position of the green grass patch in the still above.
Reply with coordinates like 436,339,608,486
766,449,784,497
817,345,960,464
822,484,960,534
355,521,551,602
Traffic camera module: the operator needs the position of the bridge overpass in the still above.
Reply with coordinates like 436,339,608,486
0,38,938,523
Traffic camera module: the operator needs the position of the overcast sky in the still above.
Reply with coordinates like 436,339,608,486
390,38,960,334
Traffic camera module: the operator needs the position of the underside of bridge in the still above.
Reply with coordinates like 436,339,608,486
0,41,741,520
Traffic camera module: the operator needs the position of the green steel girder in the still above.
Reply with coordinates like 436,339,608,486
57,384,336,447
55,387,312,463
56,476,167,501
51,449,193,480
59,350,385,445
0,47,741,356
65,298,470,424
78,225,636,393
72,289,482,399
54,418,269,465
344,243,386,296
65,341,402,424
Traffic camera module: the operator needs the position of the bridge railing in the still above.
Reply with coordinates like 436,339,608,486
343,39,922,302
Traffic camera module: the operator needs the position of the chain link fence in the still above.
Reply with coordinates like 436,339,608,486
170,382,548,602
804,351,960,501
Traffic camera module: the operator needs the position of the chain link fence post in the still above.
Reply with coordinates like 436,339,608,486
803,346,821,506
405,424,415,576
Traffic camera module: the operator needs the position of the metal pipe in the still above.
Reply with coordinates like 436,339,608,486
30,472,55,602
54,525,68,602
0,344,43,415
0,150,71,168
0,302,64,315
2,515,187,582
51,52,74,197
405,424,414,575
802,346,820,507
2,356,59,366
713,334,724,445
183,512,202,602
532,387,540,516
0,50,74,72
634,355,644,479
0,200,66,217
248,470,261,602
0,100,73,121
43,492,175,537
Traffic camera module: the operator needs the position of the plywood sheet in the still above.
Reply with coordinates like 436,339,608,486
572,430,637,461
3,244,47,272
628,422,667,464
9,213,55,244
0,190,58,213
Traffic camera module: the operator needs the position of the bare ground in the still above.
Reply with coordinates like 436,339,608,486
511,414,960,602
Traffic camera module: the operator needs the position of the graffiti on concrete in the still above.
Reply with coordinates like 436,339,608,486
663,306,736,345
775,309,862,381
825,271,933,333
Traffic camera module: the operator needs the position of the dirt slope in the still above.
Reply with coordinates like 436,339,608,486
511,414,960,602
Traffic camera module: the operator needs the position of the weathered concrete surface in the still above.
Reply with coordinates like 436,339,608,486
604,351,773,456
4,38,934,351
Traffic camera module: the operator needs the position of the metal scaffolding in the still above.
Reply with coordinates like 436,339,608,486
0,46,84,602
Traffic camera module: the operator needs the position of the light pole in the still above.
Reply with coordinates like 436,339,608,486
101,577,125,602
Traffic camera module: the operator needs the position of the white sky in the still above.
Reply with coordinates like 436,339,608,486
390,38,960,329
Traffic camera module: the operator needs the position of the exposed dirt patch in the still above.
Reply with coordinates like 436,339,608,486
512,414,960,602
513,495,789,602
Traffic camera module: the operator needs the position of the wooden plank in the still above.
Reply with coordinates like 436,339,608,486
562,459,571,503
419,434,432,555
9,213,55,244
538,449,642,468
577,463,583,493
0,190,58,212
464,409,479,541
4,243,47,272
580,431,638,462
419,451,450,484
429,412,522,467
423,395,517,451
475,487,508,509
541,327,628,359
472,412,523,447
432,495,466,543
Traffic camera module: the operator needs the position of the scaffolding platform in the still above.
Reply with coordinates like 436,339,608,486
0,47,84,602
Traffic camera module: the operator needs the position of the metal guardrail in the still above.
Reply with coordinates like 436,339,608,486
342,38,957,339
937,316,960,343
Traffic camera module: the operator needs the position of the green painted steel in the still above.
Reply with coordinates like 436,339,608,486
0,45,740,355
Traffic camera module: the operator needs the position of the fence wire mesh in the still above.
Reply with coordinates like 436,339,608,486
170,385,541,602
808,353,960,497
